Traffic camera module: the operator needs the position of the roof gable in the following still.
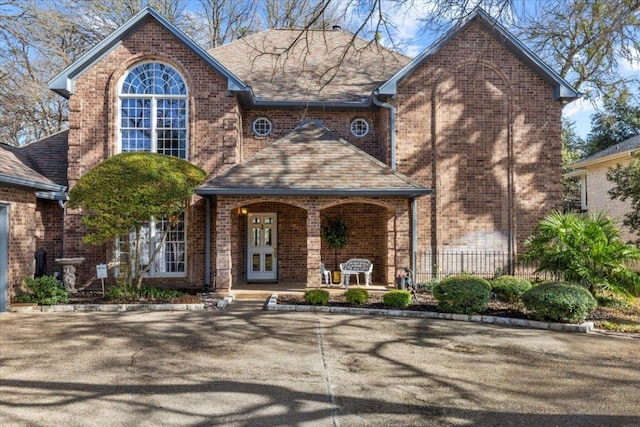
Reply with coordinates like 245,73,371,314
378,8,580,103
196,121,430,197
48,6,248,98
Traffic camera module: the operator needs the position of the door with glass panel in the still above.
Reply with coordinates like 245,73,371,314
247,213,277,281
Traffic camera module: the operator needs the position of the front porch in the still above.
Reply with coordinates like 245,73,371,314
195,122,431,294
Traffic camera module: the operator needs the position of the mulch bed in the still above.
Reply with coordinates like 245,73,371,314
277,291,640,330
277,292,529,320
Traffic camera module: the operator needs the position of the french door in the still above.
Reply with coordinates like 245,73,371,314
247,213,277,281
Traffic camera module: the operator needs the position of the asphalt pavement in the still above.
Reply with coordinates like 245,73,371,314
1,300,639,426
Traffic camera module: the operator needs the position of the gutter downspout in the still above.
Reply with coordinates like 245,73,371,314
372,90,396,171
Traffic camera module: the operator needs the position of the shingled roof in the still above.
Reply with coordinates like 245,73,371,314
196,121,431,197
0,143,65,193
209,29,409,104
18,130,69,187
570,134,640,169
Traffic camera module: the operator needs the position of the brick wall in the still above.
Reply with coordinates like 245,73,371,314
585,158,638,242
393,20,563,255
241,109,382,161
64,19,239,286
216,196,408,289
35,199,64,276
1,187,37,298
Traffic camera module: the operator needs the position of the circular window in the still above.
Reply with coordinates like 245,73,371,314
252,117,273,137
350,118,370,137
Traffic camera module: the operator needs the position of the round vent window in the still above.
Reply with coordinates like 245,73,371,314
350,118,370,137
252,117,273,137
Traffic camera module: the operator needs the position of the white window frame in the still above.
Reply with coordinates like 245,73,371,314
350,118,370,137
252,117,273,137
115,213,187,278
117,61,189,159
580,175,588,211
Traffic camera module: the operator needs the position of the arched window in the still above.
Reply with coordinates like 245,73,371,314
119,62,188,159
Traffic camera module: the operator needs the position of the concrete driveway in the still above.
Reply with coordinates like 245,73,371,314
1,301,639,427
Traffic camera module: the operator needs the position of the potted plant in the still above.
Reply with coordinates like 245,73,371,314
321,218,349,284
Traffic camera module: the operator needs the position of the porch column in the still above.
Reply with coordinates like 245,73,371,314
215,200,232,291
393,205,411,283
306,208,321,287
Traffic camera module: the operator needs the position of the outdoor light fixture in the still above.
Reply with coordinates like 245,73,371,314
237,207,248,215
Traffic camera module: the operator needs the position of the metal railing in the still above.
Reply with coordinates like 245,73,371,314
415,251,555,283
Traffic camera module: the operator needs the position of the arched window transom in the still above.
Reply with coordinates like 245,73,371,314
119,62,188,159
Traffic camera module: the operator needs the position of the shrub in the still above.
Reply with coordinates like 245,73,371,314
344,288,369,306
491,276,532,303
433,274,491,314
304,289,330,305
106,284,138,301
106,285,184,301
382,290,412,308
20,275,69,305
522,281,597,323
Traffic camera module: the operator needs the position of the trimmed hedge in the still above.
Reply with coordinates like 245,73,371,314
344,288,369,306
382,290,412,308
433,274,491,314
491,276,532,303
522,281,597,323
304,289,330,305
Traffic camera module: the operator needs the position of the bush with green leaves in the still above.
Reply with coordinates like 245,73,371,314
344,288,369,306
106,285,184,301
304,289,330,305
522,281,597,323
491,276,532,303
17,275,69,305
433,274,491,314
382,290,412,308
523,210,640,298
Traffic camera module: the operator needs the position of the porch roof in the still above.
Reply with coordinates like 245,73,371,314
196,122,431,198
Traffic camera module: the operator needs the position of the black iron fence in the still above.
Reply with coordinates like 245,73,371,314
415,251,556,284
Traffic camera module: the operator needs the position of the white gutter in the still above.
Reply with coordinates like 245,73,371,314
372,91,396,171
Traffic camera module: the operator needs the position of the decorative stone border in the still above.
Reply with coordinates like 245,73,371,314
9,303,205,313
265,293,595,333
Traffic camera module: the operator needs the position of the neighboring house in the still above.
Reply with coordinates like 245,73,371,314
0,133,68,311
0,6,578,301
566,134,640,242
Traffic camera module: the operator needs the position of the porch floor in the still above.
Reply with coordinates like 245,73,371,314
221,282,394,300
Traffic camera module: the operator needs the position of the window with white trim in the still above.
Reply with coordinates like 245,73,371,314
252,117,273,136
119,62,188,159
117,213,186,277
350,118,370,137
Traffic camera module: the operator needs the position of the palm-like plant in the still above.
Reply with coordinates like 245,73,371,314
524,211,640,298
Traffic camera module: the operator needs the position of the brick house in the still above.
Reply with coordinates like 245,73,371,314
566,134,640,242
0,133,68,310
0,6,578,303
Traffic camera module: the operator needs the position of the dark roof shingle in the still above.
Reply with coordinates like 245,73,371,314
197,121,430,197
571,134,640,168
209,29,409,103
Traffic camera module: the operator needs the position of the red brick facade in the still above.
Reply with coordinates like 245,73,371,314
0,188,63,298
6,12,568,292
393,21,562,255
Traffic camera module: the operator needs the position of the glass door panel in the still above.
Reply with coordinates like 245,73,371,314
247,212,277,281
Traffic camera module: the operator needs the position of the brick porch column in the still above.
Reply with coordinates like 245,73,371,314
393,205,411,283
215,203,232,291
306,208,321,287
